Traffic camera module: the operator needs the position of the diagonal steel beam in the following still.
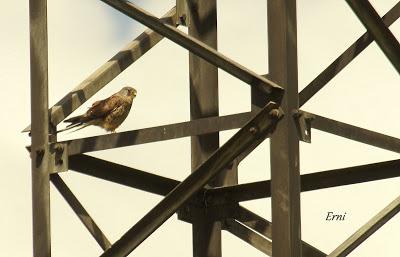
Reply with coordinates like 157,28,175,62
224,219,272,256
328,195,400,257
69,153,400,208
235,207,327,257
99,102,283,257
23,7,177,132
205,159,400,205
72,155,400,206
69,156,398,257
100,0,284,101
308,111,400,153
346,0,400,74
299,1,400,107
54,112,253,156
50,174,111,251
68,154,179,196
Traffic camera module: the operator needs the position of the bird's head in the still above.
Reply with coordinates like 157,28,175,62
120,86,137,98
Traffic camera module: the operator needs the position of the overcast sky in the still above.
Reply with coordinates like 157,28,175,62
1,0,399,256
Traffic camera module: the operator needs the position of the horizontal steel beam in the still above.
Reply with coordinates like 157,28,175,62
22,7,177,132
70,154,400,205
99,102,283,257
224,219,272,256
69,156,397,257
69,155,179,196
101,0,284,101
235,206,327,257
346,0,400,74
68,155,232,222
206,159,400,204
328,195,400,257
50,174,111,250
309,111,400,153
299,1,400,107
58,112,253,156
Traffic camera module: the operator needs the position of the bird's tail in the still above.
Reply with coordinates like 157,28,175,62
64,115,85,124
57,122,82,133
57,122,91,133
57,115,88,133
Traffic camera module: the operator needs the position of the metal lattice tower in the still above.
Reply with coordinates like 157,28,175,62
26,0,400,257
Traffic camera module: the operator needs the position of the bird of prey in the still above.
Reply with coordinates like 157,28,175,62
59,87,137,133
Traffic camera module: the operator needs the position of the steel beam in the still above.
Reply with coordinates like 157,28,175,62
50,174,111,250
309,112,400,153
23,8,177,132
299,2,400,107
206,159,400,204
346,0,400,74
186,1,235,257
235,207,327,257
100,0,284,101
328,195,400,257
55,112,252,156
268,1,302,256
224,219,272,256
70,153,400,206
29,0,51,256
100,103,283,257
68,154,179,196
251,74,272,111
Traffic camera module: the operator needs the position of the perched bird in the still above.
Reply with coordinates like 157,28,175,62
59,87,137,133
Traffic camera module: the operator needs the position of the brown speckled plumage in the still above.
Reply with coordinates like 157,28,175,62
60,87,137,133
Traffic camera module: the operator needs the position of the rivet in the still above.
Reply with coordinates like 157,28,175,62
249,127,258,135
269,109,281,119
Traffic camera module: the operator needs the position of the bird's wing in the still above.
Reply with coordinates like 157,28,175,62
83,95,124,121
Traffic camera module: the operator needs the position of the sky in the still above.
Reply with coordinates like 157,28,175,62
1,0,399,256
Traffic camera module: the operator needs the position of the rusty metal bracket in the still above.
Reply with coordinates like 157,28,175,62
50,143,68,173
293,110,315,143
176,0,190,26
26,142,68,173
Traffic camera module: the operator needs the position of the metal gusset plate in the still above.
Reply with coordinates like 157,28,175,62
293,110,315,143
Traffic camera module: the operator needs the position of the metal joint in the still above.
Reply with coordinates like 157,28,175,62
50,143,68,173
177,191,208,223
178,201,239,224
34,149,45,168
293,110,314,143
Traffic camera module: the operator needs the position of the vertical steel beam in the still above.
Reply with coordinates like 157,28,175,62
29,0,51,256
187,1,237,256
268,1,302,256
